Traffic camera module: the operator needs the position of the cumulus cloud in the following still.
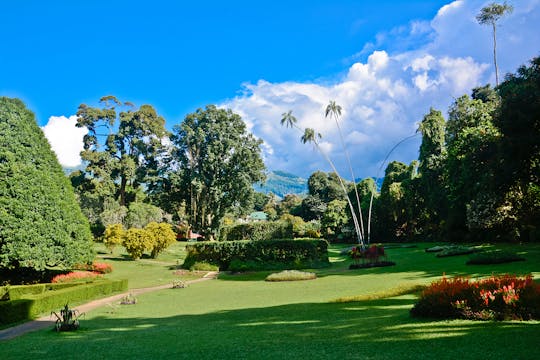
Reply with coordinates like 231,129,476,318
42,115,87,168
223,0,540,179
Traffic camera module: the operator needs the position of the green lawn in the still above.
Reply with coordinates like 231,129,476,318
1,242,539,359
95,242,203,289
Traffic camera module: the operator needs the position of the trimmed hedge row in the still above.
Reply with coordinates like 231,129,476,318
3,282,80,301
183,239,329,271
219,221,293,241
0,279,128,325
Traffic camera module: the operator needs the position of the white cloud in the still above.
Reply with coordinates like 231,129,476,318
222,0,540,179
41,115,87,168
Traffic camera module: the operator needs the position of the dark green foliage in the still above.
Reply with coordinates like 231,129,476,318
169,105,266,235
0,97,94,273
0,279,127,325
466,250,525,265
436,246,478,257
183,239,329,271
218,221,293,241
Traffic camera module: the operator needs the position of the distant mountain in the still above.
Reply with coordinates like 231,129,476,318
253,170,308,198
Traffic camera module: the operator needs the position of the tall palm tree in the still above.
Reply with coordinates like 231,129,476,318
280,112,366,248
476,2,513,86
325,101,365,241
301,128,364,247
281,110,297,129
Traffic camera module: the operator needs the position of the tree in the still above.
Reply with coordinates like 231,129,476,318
495,57,540,240
145,222,176,258
75,95,169,208
445,93,501,240
476,2,513,86
170,105,265,236
280,110,365,248
416,108,448,238
0,97,94,273
322,199,350,239
326,100,366,241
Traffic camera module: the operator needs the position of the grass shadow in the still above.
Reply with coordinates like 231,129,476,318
2,296,538,359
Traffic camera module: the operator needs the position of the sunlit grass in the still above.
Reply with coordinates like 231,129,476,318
1,242,539,359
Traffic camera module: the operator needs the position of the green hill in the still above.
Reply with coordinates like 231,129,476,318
253,171,307,197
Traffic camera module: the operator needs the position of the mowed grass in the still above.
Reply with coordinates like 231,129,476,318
95,242,202,289
1,242,539,359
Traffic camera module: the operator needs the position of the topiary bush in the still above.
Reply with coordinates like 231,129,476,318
411,274,540,320
0,97,94,276
219,221,293,241
183,239,329,271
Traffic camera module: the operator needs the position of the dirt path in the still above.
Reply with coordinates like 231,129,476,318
0,271,218,341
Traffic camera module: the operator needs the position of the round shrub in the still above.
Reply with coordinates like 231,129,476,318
123,228,153,259
145,222,176,258
103,224,125,253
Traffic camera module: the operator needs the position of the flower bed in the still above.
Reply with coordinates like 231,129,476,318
411,274,540,320
73,262,113,274
51,271,102,283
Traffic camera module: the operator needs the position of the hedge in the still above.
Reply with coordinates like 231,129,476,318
219,221,293,241
183,239,329,271
0,279,128,325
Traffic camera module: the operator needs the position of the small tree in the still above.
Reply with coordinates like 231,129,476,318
145,222,176,258
476,2,513,86
103,224,125,253
123,228,153,260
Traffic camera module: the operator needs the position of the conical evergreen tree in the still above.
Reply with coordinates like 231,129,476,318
0,97,94,273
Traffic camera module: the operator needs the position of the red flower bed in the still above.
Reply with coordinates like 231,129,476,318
73,262,113,274
51,271,102,283
411,274,540,320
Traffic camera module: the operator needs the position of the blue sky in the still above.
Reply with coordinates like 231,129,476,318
1,1,539,178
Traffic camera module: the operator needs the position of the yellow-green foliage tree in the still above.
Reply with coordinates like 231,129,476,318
123,228,153,259
145,222,176,258
103,224,125,253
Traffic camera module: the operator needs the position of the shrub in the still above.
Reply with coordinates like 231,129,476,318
51,271,102,283
466,250,525,265
265,270,317,282
219,221,293,241
103,224,125,253
0,279,128,325
73,262,113,274
123,228,154,259
145,222,176,258
183,239,329,271
189,262,219,271
411,274,540,320
436,245,478,257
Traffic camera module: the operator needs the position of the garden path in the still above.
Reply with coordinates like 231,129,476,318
0,271,219,341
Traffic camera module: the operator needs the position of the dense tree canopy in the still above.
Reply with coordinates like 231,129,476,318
169,105,266,236
71,96,169,234
0,97,94,272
